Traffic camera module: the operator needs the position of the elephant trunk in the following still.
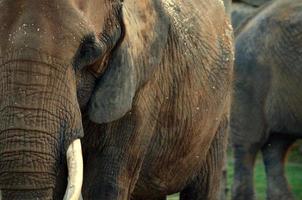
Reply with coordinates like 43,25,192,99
0,139,83,200
0,52,83,200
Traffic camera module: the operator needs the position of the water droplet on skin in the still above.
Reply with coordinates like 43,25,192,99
196,107,200,110
37,28,40,32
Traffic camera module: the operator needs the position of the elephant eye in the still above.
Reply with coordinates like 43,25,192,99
73,34,103,71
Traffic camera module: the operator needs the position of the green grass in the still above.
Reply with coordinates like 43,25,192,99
167,194,179,200
168,141,302,200
225,160,302,199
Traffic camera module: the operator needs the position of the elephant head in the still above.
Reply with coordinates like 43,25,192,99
0,0,168,199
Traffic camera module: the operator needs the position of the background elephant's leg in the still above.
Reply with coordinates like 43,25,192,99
180,118,228,200
232,144,258,200
219,151,228,200
261,135,295,200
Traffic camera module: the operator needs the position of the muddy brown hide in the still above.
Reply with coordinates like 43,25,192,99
0,50,82,199
0,0,113,199
0,0,234,199
81,0,234,200
231,0,302,199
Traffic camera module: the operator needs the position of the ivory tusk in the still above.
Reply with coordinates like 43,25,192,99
63,139,83,200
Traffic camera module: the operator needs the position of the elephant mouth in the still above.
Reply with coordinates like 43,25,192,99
0,129,83,200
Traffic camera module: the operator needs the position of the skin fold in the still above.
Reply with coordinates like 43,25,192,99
230,0,302,199
0,0,234,199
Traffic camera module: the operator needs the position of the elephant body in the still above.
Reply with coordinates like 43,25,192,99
0,0,233,199
231,0,302,199
82,1,233,200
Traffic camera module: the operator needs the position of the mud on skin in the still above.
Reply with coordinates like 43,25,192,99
0,0,234,199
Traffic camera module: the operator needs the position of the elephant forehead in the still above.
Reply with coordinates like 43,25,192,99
0,0,94,61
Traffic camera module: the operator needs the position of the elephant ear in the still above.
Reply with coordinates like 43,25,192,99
88,1,137,124
88,1,169,124
88,43,137,124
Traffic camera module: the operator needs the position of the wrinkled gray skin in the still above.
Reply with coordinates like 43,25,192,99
231,0,272,29
0,0,234,200
230,0,302,200
0,0,233,199
82,0,234,199
238,0,271,6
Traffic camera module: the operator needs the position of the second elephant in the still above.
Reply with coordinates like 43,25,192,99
231,0,302,199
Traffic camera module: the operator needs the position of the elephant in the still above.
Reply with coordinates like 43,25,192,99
224,0,233,14
230,0,302,199
235,0,271,6
231,0,272,29
0,0,234,199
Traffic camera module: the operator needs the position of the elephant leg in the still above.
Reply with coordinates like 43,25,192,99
82,148,130,200
219,152,228,200
82,113,154,200
232,144,259,200
180,118,228,200
261,135,295,200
